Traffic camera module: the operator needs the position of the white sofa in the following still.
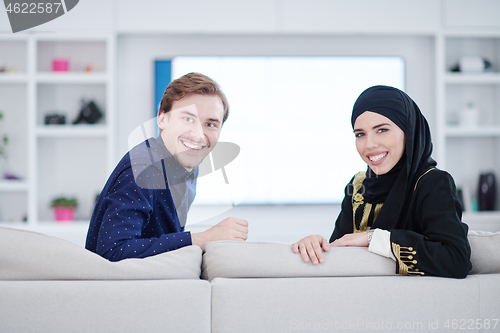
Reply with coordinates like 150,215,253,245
203,237,500,333
0,226,210,333
1,226,499,333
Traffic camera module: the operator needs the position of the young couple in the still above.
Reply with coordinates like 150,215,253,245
86,73,471,278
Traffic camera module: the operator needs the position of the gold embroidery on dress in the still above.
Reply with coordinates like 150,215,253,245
359,203,372,231
352,172,383,232
352,171,366,233
413,168,436,191
391,242,425,276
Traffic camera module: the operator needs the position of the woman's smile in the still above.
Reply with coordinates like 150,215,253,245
367,151,388,164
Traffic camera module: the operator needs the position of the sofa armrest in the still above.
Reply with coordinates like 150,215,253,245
468,230,500,275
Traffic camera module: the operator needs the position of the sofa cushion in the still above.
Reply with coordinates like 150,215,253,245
211,276,480,333
0,226,202,280
0,280,211,333
468,230,500,274
202,241,395,281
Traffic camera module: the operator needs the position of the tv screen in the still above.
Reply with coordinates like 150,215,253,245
169,56,405,205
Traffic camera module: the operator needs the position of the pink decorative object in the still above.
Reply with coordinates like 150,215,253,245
52,58,69,72
54,206,74,222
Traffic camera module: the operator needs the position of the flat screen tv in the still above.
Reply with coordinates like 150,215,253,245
161,56,405,206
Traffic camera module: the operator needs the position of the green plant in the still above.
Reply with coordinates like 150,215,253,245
51,197,78,208
0,111,8,161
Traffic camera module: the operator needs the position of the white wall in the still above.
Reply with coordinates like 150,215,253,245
116,34,435,160
3,0,498,34
114,0,441,34
0,0,500,35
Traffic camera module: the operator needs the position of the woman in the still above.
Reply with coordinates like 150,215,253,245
293,85,471,278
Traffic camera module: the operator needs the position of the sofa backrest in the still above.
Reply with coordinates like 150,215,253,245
202,241,396,281
1,226,498,281
202,231,500,280
0,226,202,280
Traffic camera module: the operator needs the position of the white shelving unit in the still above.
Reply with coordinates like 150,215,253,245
0,33,115,230
436,31,500,218
0,35,29,224
0,74,28,83
36,125,109,138
0,180,29,192
36,73,108,84
444,72,500,84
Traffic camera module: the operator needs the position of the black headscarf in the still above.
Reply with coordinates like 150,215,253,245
351,85,436,229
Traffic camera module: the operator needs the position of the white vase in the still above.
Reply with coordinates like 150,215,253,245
459,103,479,128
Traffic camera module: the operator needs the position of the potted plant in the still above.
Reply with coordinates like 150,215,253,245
51,197,78,222
0,111,8,177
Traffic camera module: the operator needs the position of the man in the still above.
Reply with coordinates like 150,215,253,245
86,73,248,261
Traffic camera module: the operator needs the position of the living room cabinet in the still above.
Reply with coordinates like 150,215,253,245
436,32,500,218
0,36,29,223
0,34,115,227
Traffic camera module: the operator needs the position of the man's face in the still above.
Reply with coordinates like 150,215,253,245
157,93,224,171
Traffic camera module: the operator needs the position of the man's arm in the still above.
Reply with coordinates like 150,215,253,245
91,166,191,261
191,217,248,250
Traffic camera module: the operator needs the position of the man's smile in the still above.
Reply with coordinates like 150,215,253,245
181,138,205,151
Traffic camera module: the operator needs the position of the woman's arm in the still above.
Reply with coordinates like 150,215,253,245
331,229,395,261
292,178,355,264
389,170,472,278
292,235,330,265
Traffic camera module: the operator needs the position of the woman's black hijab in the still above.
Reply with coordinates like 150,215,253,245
351,85,437,229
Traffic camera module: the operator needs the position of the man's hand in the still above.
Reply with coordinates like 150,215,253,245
292,235,330,265
191,217,248,250
330,232,369,247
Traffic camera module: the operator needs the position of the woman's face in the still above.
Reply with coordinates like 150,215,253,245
353,111,405,175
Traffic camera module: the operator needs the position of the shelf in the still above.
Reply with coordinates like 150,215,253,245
36,125,109,138
37,220,91,225
0,33,114,227
445,126,500,137
439,33,500,215
34,34,110,42
444,30,500,38
1,222,90,247
0,221,26,225
1,220,89,227
463,211,500,232
444,73,500,84
0,180,28,192
0,73,28,83
36,73,108,84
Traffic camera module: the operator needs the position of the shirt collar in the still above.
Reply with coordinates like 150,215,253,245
149,136,198,184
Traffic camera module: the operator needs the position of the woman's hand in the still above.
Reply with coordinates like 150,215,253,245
292,235,330,265
330,232,369,247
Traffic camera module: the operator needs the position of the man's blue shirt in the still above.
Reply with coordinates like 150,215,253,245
85,137,197,261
